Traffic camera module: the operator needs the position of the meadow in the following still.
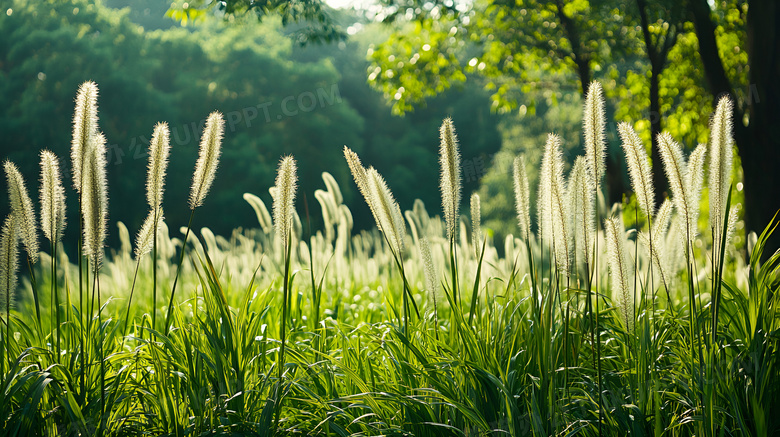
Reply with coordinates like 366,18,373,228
0,80,777,436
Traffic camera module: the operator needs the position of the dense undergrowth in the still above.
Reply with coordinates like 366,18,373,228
0,81,778,436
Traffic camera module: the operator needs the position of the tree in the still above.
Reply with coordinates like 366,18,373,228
689,0,779,250
166,0,345,44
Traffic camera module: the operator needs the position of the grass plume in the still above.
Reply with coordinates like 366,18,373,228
5,161,39,263
538,134,571,275
273,156,298,249
605,216,634,332
146,122,171,214
39,151,67,244
439,118,461,242
708,96,734,254
619,122,655,219
513,155,532,242
81,133,109,267
71,81,99,193
584,81,607,184
189,112,224,209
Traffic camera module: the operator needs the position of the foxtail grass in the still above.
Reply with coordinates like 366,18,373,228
272,155,297,430
145,122,170,332
165,111,223,334
39,150,67,358
4,160,41,327
0,215,19,377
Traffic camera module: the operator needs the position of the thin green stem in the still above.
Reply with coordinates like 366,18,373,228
165,208,196,335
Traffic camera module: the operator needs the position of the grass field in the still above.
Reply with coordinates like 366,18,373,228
0,81,778,436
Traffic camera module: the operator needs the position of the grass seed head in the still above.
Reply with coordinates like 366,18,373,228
439,118,461,242
189,112,224,209
4,160,39,263
39,150,67,244
71,81,99,193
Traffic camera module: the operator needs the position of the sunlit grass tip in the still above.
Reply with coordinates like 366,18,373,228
538,133,571,275
0,215,19,314
439,118,461,241
568,156,594,269
135,209,163,260
273,155,298,249
605,216,633,332
619,121,655,219
39,150,67,244
470,193,481,256
708,96,734,250
657,132,702,242
82,132,108,267
584,81,607,184
513,155,531,242
367,167,406,255
71,81,99,193
147,122,171,214
189,112,224,209
4,160,39,263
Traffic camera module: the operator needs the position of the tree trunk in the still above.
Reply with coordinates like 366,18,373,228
742,0,780,252
691,0,780,252
649,65,668,205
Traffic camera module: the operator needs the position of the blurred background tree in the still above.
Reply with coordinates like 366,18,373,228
0,0,774,251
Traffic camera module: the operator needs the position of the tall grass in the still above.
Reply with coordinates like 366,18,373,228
0,82,777,437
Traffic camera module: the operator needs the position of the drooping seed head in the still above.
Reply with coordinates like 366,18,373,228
81,132,109,267
657,132,696,242
147,122,171,213
71,81,99,193
439,118,461,242
189,112,224,209
584,81,607,185
273,156,298,250
134,209,163,260
367,167,406,256
39,150,67,244
243,193,273,234
344,146,383,234
4,161,38,263
513,155,531,242
619,122,655,219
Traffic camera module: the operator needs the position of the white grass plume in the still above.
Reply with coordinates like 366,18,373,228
39,151,67,244
568,156,594,270
343,146,384,230
657,132,701,242
619,122,655,219
81,133,108,267
605,216,634,332
439,118,461,242
538,134,571,275
189,112,224,209
273,156,298,250
135,209,163,260
584,82,607,184
419,237,438,303
639,199,673,289
686,144,707,235
147,122,171,214
243,193,273,234
0,216,19,315
470,193,482,257
708,96,734,254
367,167,406,255
71,81,99,193
4,161,39,263
513,155,532,242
